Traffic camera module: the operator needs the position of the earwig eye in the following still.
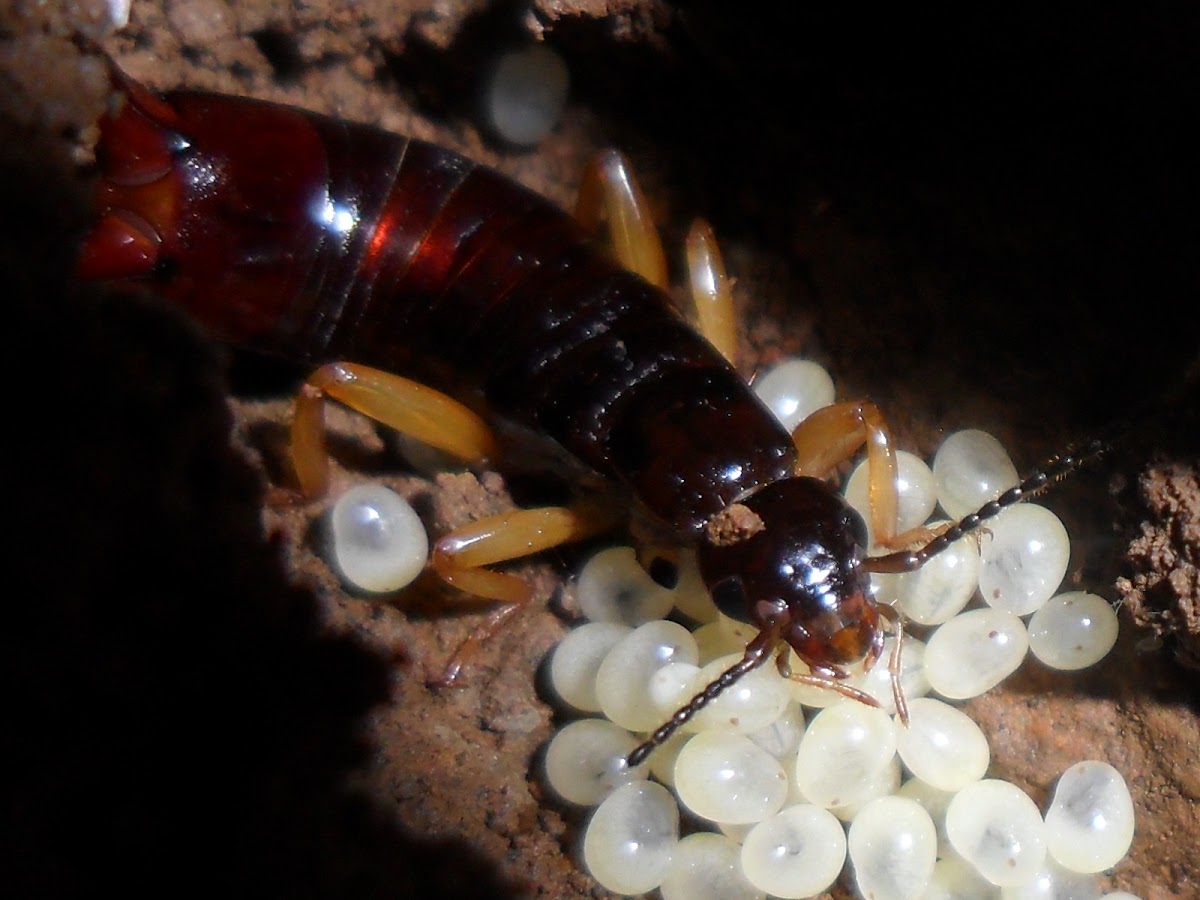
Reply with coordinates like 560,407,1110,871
710,577,749,622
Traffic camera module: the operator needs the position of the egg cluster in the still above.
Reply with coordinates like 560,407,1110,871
544,358,1136,900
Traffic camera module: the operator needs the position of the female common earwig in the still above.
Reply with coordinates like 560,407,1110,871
75,61,1113,769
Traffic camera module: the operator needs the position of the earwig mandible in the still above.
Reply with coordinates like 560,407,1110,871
74,60,1114,768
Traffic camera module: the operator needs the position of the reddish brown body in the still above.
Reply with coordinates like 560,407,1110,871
78,69,890,751
80,75,799,533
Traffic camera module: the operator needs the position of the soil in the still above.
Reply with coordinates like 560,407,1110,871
3,2,1197,899
1117,461,1200,671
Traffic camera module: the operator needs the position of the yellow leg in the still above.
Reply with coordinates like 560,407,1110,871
290,362,498,498
576,159,738,367
791,400,899,544
574,149,669,289
430,503,619,685
685,219,738,366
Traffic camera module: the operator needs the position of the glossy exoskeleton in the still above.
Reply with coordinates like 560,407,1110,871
74,62,1112,768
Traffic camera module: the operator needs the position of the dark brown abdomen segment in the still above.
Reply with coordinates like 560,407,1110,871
285,117,798,533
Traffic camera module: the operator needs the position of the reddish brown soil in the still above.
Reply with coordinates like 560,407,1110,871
3,3,1197,899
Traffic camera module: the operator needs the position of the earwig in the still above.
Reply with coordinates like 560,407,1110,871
75,62,1116,769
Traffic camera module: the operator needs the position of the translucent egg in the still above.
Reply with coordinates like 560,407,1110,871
740,804,847,899
848,635,931,715
692,618,753,664
717,820,754,844
978,504,1071,616
674,731,789,824
845,450,939,543
933,429,1020,520
1028,592,1119,670
576,545,675,625
595,620,698,732
543,718,647,806
685,653,791,735
894,778,956,857
646,729,690,788
329,483,428,593
548,622,631,712
745,700,806,760
658,832,764,900
945,779,1048,887
483,43,569,146
848,796,938,900
648,661,701,717
925,608,1029,700
582,780,678,895
895,697,990,793
752,357,836,433
828,757,901,822
1043,761,1135,874
924,853,1001,899
998,857,1103,899
669,549,719,623
794,701,897,809
868,570,902,607
894,522,981,625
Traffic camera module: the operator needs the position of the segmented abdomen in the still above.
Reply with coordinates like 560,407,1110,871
173,93,796,532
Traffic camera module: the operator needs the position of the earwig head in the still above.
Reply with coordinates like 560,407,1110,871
629,429,1122,768
76,61,330,345
626,476,883,767
698,475,880,670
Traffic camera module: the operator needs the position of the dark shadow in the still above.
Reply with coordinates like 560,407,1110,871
0,109,525,898
555,5,1200,439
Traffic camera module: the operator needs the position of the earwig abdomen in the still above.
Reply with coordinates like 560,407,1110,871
81,81,797,533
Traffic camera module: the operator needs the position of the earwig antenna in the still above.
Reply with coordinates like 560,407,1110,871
863,434,1116,575
626,630,778,767
625,625,884,767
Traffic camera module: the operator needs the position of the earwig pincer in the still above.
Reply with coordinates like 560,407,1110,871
75,60,1114,767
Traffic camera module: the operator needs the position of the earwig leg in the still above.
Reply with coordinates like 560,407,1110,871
431,601,524,688
876,603,910,725
883,521,944,551
790,400,899,544
684,219,739,365
430,503,620,685
779,646,887,708
787,671,883,708
291,362,499,498
432,504,617,600
574,149,669,289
